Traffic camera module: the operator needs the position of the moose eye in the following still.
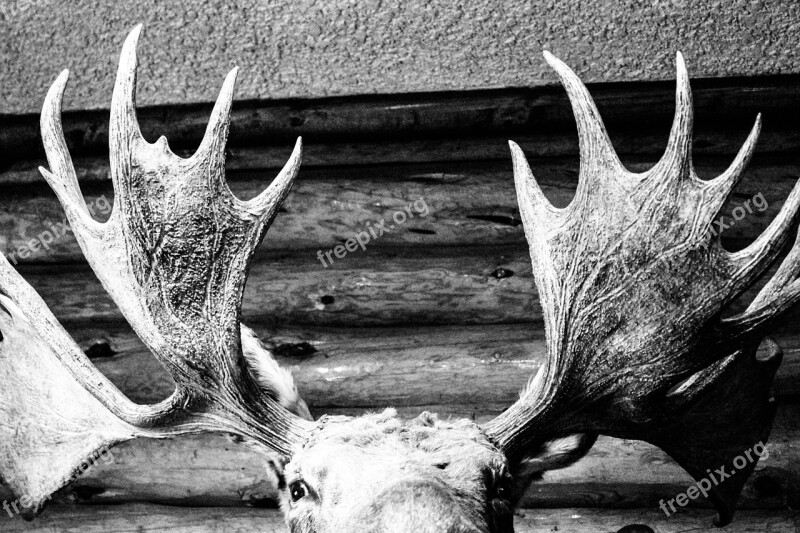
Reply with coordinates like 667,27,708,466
288,480,309,502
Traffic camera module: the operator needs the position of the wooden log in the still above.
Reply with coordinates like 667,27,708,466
19,244,535,326
4,504,797,532
0,403,796,510
3,140,551,184
15,239,784,327
0,157,797,263
71,322,800,409
5,124,800,185
2,78,799,161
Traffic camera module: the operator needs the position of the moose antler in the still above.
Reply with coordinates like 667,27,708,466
484,52,794,526
0,25,312,517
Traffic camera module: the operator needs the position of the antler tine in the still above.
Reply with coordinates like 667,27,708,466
39,70,78,200
719,184,800,334
749,227,800,310
707,114,762,207
243,136,303,221
509,140,559,228
656,52,694,177
543,51,623,191
39,71,103,237
191,66,238,167
109,23,145,193
726,178,800,294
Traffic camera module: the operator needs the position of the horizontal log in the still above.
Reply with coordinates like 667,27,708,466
1,157,797,263
5,504,798,533
21,245,535,326
0,403,796,510
72,322,800,408
4,126,800,187
16,238,785,327
3,76,800,162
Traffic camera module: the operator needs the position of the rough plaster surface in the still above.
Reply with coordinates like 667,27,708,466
0,0,798,114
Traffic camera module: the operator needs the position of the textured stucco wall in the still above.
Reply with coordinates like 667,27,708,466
0,0,798,114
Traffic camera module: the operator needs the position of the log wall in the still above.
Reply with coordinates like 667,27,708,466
1,72,799,531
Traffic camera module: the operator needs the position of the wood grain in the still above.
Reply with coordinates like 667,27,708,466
19,245,534,326
4,504,797,532
0,158,797,263
5,125,800,186
3,78,800,161
70,322,800,409
15,241,785,327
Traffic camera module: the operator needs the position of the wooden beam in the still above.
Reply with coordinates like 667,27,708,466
2,77,799,162
15,240,784,327
20,244,534,326
73,322,799,408
0,158,796,263
4,129,799,185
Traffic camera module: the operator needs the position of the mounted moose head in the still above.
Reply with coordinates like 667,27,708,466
0,26,792,532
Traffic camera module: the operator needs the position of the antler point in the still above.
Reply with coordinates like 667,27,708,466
45,70,69,104
117,25,142,80
508,140,529,168
128,24,143,43
543,51,569,75
225,66,239,86
37,166,53,181
675,52,688,82
120,26,143,63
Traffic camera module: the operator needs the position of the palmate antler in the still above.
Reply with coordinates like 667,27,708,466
0,25,312,516
484,52,795,525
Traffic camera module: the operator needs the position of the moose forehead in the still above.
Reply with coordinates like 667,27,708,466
288,409,507,491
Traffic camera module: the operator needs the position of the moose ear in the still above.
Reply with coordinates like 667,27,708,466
508,433,597,501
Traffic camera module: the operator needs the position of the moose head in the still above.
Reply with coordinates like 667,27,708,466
0,26,791,532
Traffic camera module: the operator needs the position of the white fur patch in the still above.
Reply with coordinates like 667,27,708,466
518,433,595,474
241,325,313,421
